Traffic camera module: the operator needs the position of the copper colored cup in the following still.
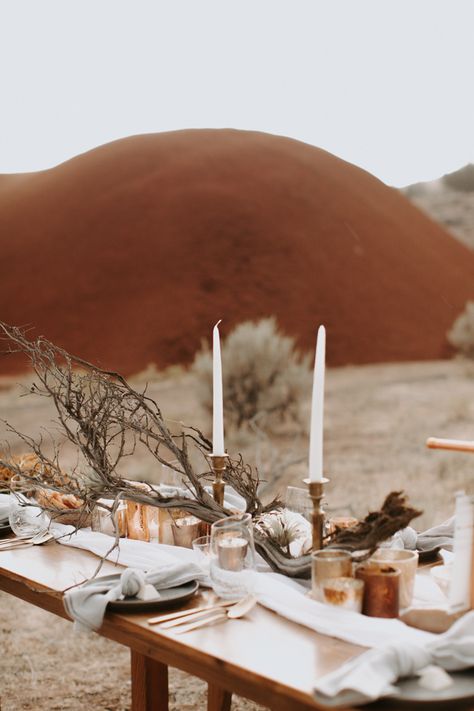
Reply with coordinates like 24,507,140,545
356,564,400,618
327,516,359,535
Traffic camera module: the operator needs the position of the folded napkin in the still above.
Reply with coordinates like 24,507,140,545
64,560,205,631
54,524,207,631
0,493,10,524
313,610,474,706
389,517,454,552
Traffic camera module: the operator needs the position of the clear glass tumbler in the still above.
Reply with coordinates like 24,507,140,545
285,486,312,522
9,475,49,539
192,534,212,574
210,513,256,599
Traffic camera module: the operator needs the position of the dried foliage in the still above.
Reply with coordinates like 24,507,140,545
326,491,423,558
0,323,422,580
192,317,312,430
0,322,290,568
448,301,474,358
256,491,423,578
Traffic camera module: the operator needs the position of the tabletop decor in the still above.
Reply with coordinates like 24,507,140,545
370,548,419,608
209,321,229,506
0,321,423,579
305,325,330,550
355,564,401,618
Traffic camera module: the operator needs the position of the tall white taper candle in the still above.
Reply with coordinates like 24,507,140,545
309,325,326,481
212,320,225,456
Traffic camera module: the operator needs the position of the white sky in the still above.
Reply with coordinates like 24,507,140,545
0,0,473,186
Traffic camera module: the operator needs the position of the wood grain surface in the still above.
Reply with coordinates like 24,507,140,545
0,540,365,710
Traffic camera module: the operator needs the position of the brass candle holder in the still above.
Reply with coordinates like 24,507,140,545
303,477,330,551
208,453,229,506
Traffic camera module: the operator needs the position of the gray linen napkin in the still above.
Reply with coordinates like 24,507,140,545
64,560,205,631
390,517,454,552
313,610,474,706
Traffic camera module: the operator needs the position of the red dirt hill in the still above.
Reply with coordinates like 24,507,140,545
1,129,474,375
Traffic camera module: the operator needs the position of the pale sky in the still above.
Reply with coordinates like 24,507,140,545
0,0,472,186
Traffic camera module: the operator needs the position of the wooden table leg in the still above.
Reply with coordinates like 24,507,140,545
131,649,169,711
207,684,232,711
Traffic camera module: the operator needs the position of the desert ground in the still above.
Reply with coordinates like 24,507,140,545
1,356,474,710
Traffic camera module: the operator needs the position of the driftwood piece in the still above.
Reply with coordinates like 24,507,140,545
326,491,422,554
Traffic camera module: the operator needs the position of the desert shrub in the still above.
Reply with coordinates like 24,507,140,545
448,301,474,358
192,317,312,430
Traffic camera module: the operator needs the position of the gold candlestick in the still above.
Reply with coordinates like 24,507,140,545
208,454,229,506
303,477,329,551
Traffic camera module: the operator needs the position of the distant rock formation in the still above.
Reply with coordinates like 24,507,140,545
1,129,474,375
403,164,474,249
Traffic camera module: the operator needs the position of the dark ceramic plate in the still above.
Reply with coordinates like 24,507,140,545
82,575,199,612
0,521,11,538
314,670,474,708
418,546,441,563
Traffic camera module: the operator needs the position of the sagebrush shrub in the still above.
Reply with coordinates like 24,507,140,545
192,317,312,430
448,301,474,358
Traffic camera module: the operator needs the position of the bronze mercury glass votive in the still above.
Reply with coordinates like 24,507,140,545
171,514,203,548
217,534,249,571
356,564,401,618
319,577,364,612
311,549,353,600
369,549,419,608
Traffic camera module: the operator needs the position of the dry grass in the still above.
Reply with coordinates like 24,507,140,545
1,358,473,709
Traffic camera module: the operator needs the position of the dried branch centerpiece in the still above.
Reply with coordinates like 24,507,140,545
0,321,422,580
0,321,284,567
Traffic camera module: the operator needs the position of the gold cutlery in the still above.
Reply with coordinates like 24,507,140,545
161,595,257,632
147,599,239,626
0,531,53,551
174,611,229,634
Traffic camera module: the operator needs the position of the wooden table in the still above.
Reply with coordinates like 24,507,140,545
0,540,373,711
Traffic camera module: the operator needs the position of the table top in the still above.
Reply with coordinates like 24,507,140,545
0,540,367,711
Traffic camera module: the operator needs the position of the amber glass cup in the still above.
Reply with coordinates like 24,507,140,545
356,564,400,618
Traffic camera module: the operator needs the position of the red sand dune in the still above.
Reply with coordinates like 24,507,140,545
1,129,474,375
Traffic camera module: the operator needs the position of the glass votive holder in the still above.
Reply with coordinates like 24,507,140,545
192,534,212,572
125,499,159,542
369,549,419,609
172,514,203,548
161,460,184,488
319,577,364,612
91,499,128,537
210,513,256,599
311,549,353,600
355,564,400,618
192,534,211,557
157,507,176,545
285,486,312,521
9,474,50,539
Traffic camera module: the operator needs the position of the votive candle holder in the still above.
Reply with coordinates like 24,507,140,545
356,564,400,618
